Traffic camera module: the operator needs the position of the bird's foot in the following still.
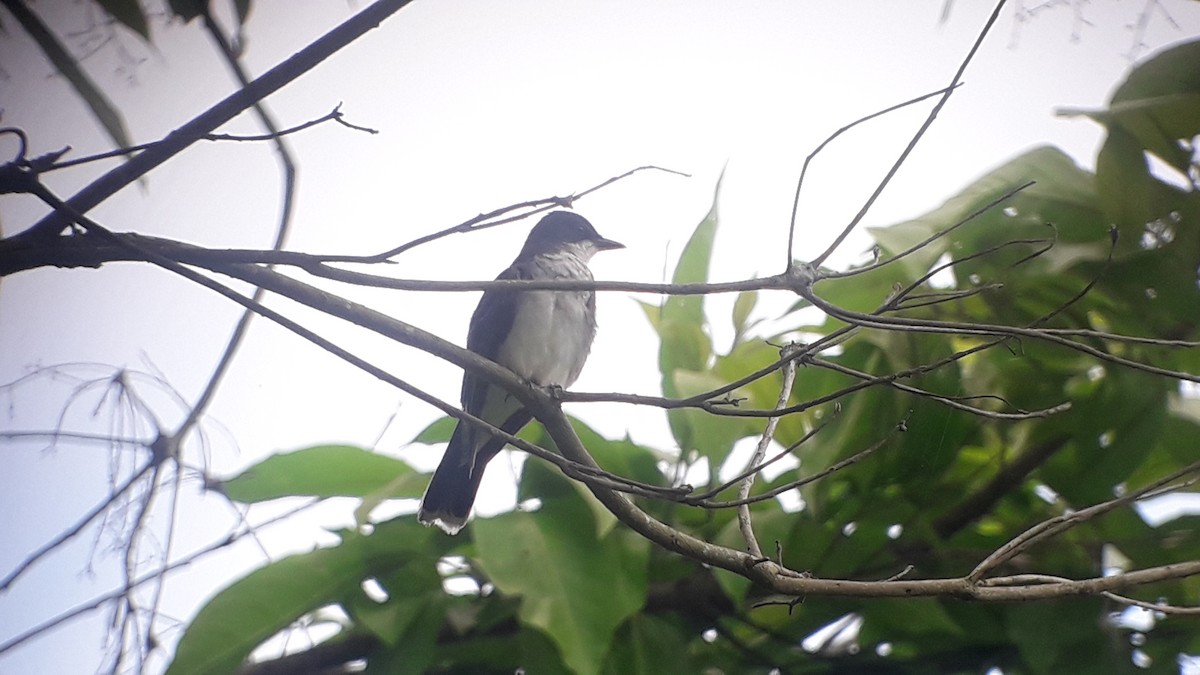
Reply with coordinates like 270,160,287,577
533,382,567,401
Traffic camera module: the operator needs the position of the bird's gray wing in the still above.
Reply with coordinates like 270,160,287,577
460,261,531,415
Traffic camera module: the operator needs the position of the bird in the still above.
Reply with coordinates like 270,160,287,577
417,211,624,534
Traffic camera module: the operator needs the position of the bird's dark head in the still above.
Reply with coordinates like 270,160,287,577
517,211,624,261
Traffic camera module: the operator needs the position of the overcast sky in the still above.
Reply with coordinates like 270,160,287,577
2,1,1199,672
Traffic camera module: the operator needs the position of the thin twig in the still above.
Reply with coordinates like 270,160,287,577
27,183,667,505
176,9,300,438
808,356,1072,420
369,165,689,260
689,411,834,502
45,106,373,172
786,84,962,269
12,0,416,241
0,499,323,657
969,461,1200,581
882,232,1054,310
799,285,1200,383
983,573,1200,614
737,343,799,557
690,414,907,509
820,181,1036,280
0,461,155,592
0,430,153,446
808,0,1008,268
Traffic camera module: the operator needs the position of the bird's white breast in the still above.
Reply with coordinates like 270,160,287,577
496,251,597,388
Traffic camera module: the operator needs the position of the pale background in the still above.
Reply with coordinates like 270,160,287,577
2,1,1199,672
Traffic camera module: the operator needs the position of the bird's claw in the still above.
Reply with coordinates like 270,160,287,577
534,383,566,401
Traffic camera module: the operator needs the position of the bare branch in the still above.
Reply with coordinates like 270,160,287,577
367,165,689,260
10,0,416,241
883,231,1055,309
737,343,799,558
821,181,1037,281
44,106,373,172
16,175,1197,614
171,7,304,440
0,461,154,592
786,84,964,268
807,0,1007,268
687,416,834,503
798,282,1200,383
694,414,908,509
808,354,1072,420
969,461,1200,581
536,379,1200,598
0,498,323,657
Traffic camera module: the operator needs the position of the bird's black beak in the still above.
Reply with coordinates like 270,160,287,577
593,237,625,251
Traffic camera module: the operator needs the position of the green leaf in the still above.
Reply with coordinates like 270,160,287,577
1043,370,1170,505
1109,39,1200,106
859,598,964,642
352,594,424,648
424,628,571,674
639,181,727,457
713,499,794,601
852,143,1133,367
412,416,456,444
523,417,665,536
864,145,1100,282
654,319,713,394
1063,92,1200,178
167,520,428,675
96,0,150,39
216,444,422,502
1007,600,1133,674
473,493,648,675
342,550,448,673
601,614,692,674
1110,93,1200,170
665,177,721,327
672,368,761,466
361,598,445,675
731,289,758,343
166,519,440,674
1060,40,1200,228
649,176,722,381
714,339,791,416
1095,122,1154,229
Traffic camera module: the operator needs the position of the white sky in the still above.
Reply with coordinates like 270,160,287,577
2,1,1199,672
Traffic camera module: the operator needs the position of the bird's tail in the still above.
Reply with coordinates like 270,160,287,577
417,423,483,535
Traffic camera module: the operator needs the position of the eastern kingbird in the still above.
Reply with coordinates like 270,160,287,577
417,211,624,534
